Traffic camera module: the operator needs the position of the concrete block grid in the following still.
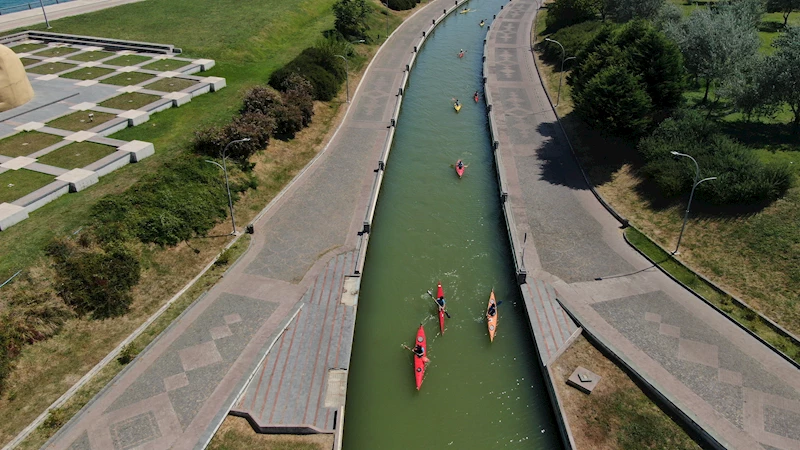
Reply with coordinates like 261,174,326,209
485,1,800,450
0,39,222,230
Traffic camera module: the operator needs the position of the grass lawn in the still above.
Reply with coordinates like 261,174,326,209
46,111,118,132
99,71,156,86
141,58,190,71
143,77,198,92
0,169,54,204
0,131,63,158
58,66,116,80
102,54,153,66
553,336,700,450
99,92,161,110
25,62,76,75
33,47,80,58
207,416,331,450
67,50,114,62
19,57,37,66
37,142,117,169
11,43,45,53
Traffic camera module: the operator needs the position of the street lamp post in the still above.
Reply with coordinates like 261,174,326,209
334,54,349,103
205,138,251,235
670,151,717,255
38,0,51,29
544,38,571,107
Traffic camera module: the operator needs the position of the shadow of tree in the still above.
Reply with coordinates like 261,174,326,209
720,120,800,152
759,21,784,34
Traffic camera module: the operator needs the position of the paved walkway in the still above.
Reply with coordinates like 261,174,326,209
40,0,463,449
0,0,146,33
486,1,800,449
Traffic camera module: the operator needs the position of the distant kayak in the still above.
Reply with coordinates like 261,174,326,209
480,20,485,27
454,102,461,112
413,324,427,390
436,282,446,334
487,290,498,342
460,8,472,14
474,93,479,102
455,160,465,178
458,51,465,58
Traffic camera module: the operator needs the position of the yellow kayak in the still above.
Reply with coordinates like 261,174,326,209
454,102,462,112
460,8,472,14
480,20,485,27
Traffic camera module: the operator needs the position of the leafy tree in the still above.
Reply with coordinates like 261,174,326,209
333,0,369,39
763,26,800,126
573,65,653,138
766,0,800,27
606,0,665,22
569,21,684,136
545,0,602,29
665,6,760,101
717,55,776,120
722,0,766,28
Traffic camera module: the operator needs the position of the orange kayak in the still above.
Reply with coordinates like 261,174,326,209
455,160,465,178
414,324,428,390
436,282,446,334
487,290,498,342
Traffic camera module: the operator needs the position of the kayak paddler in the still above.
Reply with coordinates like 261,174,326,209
413,344,430,363
488,303,497,317
457,161,464,170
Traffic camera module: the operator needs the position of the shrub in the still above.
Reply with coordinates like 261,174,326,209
388,0,415,11
47,238,141,319
92,157,231,246
539,21,607,64
545,0,602,30
270,61,339,101
281,73,315,128
240,82,311,139
117,344,138,365
639,111,793,205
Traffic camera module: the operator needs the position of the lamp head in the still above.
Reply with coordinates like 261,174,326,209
670,151,679,156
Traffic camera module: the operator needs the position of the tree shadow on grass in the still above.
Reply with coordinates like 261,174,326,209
720,120,800,152
759,21,784,34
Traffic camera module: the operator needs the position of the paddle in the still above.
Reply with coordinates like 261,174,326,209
426,290,452,318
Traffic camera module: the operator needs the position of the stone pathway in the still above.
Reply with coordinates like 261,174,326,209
485,1,800,449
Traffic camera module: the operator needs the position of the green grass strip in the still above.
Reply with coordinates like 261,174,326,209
625,227,800,364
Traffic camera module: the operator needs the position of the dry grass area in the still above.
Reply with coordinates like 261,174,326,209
553,336,700,450
207,416,332,450
2,43,376,448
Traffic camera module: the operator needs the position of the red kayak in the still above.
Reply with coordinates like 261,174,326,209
474,94,479,102
455,160,465,178
436,282,446,334
413,324,428,390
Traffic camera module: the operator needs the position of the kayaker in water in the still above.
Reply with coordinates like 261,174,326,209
488,303,497,317
413,344,425,357
458,49,465,58
457,161,464,170
455,99,460,107
436,296,446,309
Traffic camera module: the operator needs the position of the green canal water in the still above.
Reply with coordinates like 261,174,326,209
343,1,561,449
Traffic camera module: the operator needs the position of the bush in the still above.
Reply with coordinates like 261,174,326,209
545,0,602,30
91,157,231,246
388,0,416,11
539,21,607,64
573,65,653,138
639,111,793,205
281,73,315,129
270,60,339,101
240,81,312,139
47,238,141,319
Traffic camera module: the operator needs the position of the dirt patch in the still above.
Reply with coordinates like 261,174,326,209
552,335,700,450
207,416,332,450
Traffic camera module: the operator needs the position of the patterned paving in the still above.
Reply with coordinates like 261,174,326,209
233,252,356,432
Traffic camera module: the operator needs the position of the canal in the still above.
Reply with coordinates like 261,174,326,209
343,1,561,449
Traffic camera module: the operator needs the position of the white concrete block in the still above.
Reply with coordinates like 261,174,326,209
43,57,65,63
14,122,44,132
193,59,215,71
156,71,180,78
163,91,191,106
118,110,150,126
78,61,101,68
118,140,154,162
116,66,137,73
0,156,36,170
116,85,142,93
200,76,226,91
64,130,97,143
69,102,97,111
75,79,99,87
56,168,98,192
0,203,28,231
36,74,58,81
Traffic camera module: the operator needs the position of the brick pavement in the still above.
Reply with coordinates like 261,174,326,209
486,1,800,449
40,0,466,448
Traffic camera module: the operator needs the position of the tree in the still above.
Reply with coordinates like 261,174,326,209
766,0,800,27
718,55,776,120
606,0,665,22
573,65,653,138
665,6,760,102
764,26,800,126
333,0,369,39
545,0,602,29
